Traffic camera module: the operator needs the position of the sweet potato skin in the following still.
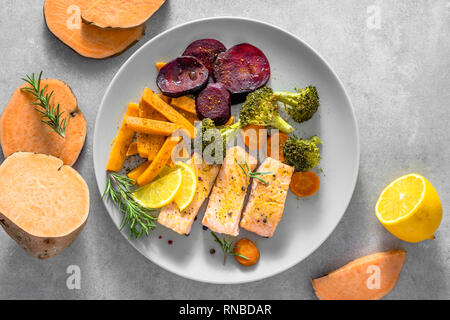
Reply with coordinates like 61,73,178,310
0,212,86,260
0,79,86,166
0,153,89,259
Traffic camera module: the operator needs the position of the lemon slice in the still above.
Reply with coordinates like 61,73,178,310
375,174,442,243
132,168,182,209
173,162,197,211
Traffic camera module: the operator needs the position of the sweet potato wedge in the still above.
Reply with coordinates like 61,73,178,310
124,116,181,136
0,152,89,259
174,107,199,125
156,62,167,71
142,88,195,138
127,161,151,182
171,96,197,114
81,0,166,29
44,0,145,59
106,103,139,172
312,250,406,300
0,79,86,166
137,136,182,186
126,141,138,157
137,96,167,159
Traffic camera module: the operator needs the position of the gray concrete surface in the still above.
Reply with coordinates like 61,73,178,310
0,0,449,299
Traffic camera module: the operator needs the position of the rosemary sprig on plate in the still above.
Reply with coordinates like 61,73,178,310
211,232,249,264
103,172,157,239
21,71,68,138
235,158,272,186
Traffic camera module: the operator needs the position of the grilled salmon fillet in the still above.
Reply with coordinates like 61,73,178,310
158,153,220,235
202,146,257,236
240,157,294,237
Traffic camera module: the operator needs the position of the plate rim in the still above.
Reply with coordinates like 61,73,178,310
93,16,360,284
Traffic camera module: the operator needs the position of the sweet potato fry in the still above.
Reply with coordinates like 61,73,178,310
137,97,166,159
106,103,139,172
126,142,138,157
127,161,151,182
142,88,195,138
124,116,181,136
171,96,197,114
137,136,182,186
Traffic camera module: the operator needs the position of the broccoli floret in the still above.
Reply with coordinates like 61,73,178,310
239,87,294,133
199,118,216,152
273,85,320,123
197,118,241,159
283,135,322,171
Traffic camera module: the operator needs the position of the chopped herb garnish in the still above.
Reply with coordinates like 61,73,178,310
235,158,272,186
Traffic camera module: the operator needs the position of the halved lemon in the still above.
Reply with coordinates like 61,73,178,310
375,174,442,243
132,168,182,209
173,162,197,211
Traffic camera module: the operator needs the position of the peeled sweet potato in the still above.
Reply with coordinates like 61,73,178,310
106,103,139,172
0,152,89,259
0,79,86,166
137,96,167,160
312,250,406,300
81,0,166,29
44,0,146,59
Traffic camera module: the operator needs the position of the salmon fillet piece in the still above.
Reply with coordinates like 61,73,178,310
240,157,294,237
202,146,257,236
158,153,220,235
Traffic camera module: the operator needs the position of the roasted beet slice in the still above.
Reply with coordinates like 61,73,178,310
182,39,227,73
157,56,209,98
196,83,231,126
213,43,271,103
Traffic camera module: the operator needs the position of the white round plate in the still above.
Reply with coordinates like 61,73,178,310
94,17,359,284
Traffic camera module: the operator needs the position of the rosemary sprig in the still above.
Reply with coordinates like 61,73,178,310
21,71,68,138
211,232,249,264
235,158,272,186
103,172,157,239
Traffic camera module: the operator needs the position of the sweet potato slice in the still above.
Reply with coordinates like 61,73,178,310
0,79,86,166
81,0,166,29
312,250,406,300
44,0,145,59
0,152,89,259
